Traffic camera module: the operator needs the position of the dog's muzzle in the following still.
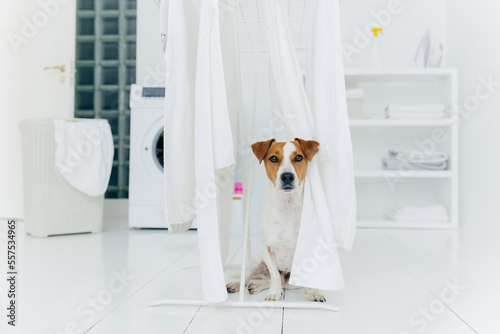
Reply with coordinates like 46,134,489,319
280,172,294,191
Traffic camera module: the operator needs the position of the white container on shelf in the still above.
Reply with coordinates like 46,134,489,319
346,88,364,119
19,118,104,237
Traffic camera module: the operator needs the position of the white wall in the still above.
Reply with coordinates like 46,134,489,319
340,0,446,68
136,0,448,77
447,1,500,222
0,1,75,219
136,0,166,87
0,9,17,218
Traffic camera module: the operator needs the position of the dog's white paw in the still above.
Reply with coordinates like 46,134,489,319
226,282,241,293
264,289,283,301
247,280,269,295
305,288,326,302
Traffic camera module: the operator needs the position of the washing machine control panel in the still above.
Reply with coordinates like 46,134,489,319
142,87,165,98
130,84,166,109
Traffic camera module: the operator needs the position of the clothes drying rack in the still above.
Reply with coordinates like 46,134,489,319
147,0,340,312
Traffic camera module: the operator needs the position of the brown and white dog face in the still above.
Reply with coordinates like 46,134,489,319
251,138,320,192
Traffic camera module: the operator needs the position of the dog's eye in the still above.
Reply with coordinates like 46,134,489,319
295,155,303,162
269,156,279,163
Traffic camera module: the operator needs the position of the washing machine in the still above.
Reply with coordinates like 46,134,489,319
129,84,165,228
129,85,197,229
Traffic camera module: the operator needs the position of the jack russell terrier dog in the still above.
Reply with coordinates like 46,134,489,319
226,138,325,302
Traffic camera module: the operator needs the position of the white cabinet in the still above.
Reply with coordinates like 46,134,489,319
345,68,459,229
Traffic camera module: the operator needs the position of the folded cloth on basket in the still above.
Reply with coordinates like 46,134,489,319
382,149,448,170
54,119,114,197
386,203,449,222
386,104,446,119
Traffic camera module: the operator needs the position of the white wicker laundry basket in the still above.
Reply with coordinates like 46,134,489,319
19,118,104,237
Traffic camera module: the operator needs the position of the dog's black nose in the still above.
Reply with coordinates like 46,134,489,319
281,172,294,184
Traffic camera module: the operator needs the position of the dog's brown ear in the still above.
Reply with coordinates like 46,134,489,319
295,138,320,162
251,139,275,164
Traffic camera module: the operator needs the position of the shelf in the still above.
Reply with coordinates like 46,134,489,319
357,220,455,229
344,68,457,82
345,67,458,229
349,118,457,127
355,170,452,178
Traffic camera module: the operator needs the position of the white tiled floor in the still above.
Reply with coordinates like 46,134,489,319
1,212,498,333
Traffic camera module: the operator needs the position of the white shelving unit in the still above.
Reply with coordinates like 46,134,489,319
345,68,459,229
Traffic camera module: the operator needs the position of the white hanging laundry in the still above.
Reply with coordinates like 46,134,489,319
264,0,356,291
193,0,235,303
163,0,235,302
53,119,114,197
163,0,199,234
306,0,357,251
217,5,240,269
161,0,355,300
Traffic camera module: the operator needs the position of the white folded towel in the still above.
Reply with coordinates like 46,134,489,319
382,149,449,171
383,156,448,170
54,119,114,197
389,149,448,164
388,112,445,120
386,104,446,119
386,203,449,222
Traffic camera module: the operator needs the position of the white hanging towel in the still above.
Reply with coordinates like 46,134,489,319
163,0,235,302
194,0,235,303
264,0,356,290
163,0,198,233
53,119,114,197
306,0,357,251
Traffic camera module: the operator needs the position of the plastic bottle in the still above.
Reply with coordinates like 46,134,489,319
230,182,244,236
371,27,383,69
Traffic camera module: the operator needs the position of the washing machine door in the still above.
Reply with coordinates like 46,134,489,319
142,116,164,183
136,114,197,229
